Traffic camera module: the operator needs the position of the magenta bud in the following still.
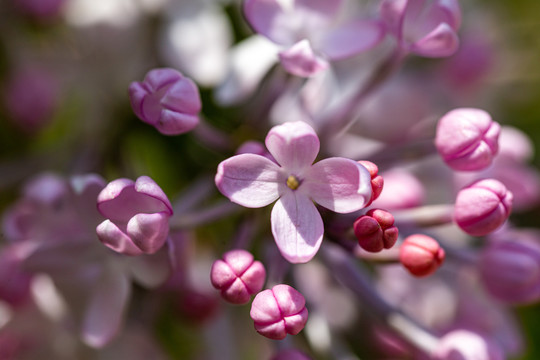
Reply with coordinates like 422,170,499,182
210,249,266,304
399,234,445,277
14,0,66,20
128,68,201,135
250,284,308,340
353,209,398,253
271,349,311,360
96,176,173,256
454,179,512,236
432,330,504,360
479,240,540,304
435,108,501,171
358,160,384,206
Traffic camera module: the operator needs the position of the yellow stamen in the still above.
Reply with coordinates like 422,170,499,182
287,175,300,190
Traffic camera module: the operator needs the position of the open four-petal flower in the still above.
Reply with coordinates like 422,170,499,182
216,121,372,263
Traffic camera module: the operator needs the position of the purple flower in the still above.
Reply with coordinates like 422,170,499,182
380,0,461,57
215,121,372,263
128,68,201,135
210,249,266,304
435,108,501,171
96,176,173,256
250,284,308,340
454,179,512,236
243,0,385,77
479,239,540,305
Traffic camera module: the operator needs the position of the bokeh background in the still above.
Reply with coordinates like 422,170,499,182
1,0,540,359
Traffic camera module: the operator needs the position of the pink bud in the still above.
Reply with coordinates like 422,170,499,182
0,245,32,307
358,161,384,206
14,0,66,20
96,176,173,255
454,179,512,236
399,234,445,277
271,349,311,360
479,240,540,304
250,284,308,340
432,330,504,360
354,209,398,253
210,249,266,304
129,68,201,135
435,108,500,171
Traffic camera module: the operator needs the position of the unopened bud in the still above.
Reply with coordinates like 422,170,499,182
353,209,398,252
435,108,500,171
358,161,384,206
454,179,512,236
399,234,445,277
210,249,266,304
432,330,504,360
479,240,540,304
250,284,308,340
129,68,201,135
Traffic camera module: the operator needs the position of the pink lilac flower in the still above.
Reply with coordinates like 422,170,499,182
435,108,501,171
210,249,266,304
215,121,372,263
354,209,398,253
399,234,445,277
96,176,173,256
432,330,505,360
380,0,461,58
250,284,308,340
454,179,512,236
243,0,385,77
128,68,201,135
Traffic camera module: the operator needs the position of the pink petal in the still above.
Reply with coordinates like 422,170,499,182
265,121,320,173
278,40,329,77
155,110,199,135
126,212,170,254
216,154,284,208
410,22,459,58
82,270,131,348
317,20,385,60
303,158,372,213
380,0,408,35
143,68,183,92
97,177,172,221
243,0,296,45
295,0,343,19
96,220,144,256
161,76,202,114
271,192,324,263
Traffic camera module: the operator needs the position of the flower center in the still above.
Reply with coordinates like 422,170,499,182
287,175,300,190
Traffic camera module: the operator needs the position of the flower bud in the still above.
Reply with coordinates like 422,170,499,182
479,240,540,304
399,234,445,277
250,284,308,340
432,330,504,360
454,179,512,236
128,68,201,135
96,176,173,256
353,209,398,253
210,249,266,304
435,108,500,171
357,161,384,206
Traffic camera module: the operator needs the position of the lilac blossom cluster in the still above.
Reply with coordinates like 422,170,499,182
1,0,540,359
